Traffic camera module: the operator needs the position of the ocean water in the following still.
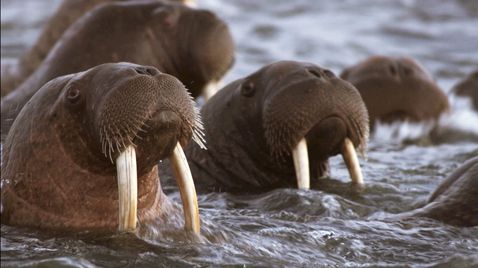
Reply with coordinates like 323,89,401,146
1,0,478,267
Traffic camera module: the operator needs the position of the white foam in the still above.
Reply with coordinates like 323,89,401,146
372,120,435,143
439,95,478,135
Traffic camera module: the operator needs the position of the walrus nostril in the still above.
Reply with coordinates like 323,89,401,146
389,64,398,77
308,68,322,78
402,66,413,76
323,69,335,78
134,67,159,76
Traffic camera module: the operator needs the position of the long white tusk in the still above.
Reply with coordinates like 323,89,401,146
292,138,310,189
341,138,364,185
170,142,200,234
202,80,222,102
116,145,138,232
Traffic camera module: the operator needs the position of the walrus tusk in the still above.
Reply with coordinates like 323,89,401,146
116,145,138,232
202,80,221,101
292,138,310,189
182,0,197,8
170,143,201,234
341,138,364,185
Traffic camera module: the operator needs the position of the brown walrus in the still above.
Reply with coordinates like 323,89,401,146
452,70,478,111
170,61,369,193
1,0,234,137
340,56,450,127
396,156,478,227
0,0,197,97
1,62,205,234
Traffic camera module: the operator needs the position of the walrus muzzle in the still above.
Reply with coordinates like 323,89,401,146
116,143,200,233
292,137,364,189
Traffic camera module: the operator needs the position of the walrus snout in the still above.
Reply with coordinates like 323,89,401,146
94,70,201,164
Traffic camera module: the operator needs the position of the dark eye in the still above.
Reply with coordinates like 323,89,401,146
241,81,255,97
66,87,81,104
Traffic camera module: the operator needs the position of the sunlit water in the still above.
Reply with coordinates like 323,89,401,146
1,0,478,267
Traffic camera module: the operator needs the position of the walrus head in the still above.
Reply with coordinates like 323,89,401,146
74,0,234,100
149,2,235,99
452,70,478,111
340,56,449,126
186,61,369,192
1,62,204,233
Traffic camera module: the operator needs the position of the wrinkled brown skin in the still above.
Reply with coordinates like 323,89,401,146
398,157,478,227
340,56,449,127
169,61,369,193
1,0,234,137
1,62,199,231
452,70,478,111
0,0,192,97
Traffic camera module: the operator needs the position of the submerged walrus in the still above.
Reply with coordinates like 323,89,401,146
0,0,198,97
397,156,478,227
1,62,205,233
176,61,369,193
1,0,234,137
452,70,478,111
340,56,449,126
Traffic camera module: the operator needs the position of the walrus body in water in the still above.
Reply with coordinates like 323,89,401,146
171,61,369,193
396,156,478,227
1,0,234,137
1,62,204,234
340,56,449,127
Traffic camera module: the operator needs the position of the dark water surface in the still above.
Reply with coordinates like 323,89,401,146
1,0,478,267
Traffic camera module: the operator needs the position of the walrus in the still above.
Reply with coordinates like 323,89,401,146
1,0,234,137
395,156,478,227
452,70,478,111
1,62,205,234
0,0,197,97
340,56,450,127
170,61,369,193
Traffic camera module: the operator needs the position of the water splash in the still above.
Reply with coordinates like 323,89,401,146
439,95,478,135
372,120,435,143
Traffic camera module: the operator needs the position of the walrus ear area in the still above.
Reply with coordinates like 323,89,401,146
241,81,255,97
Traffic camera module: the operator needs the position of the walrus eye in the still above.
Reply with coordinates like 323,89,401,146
66,88,81,104
241,82,255,97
